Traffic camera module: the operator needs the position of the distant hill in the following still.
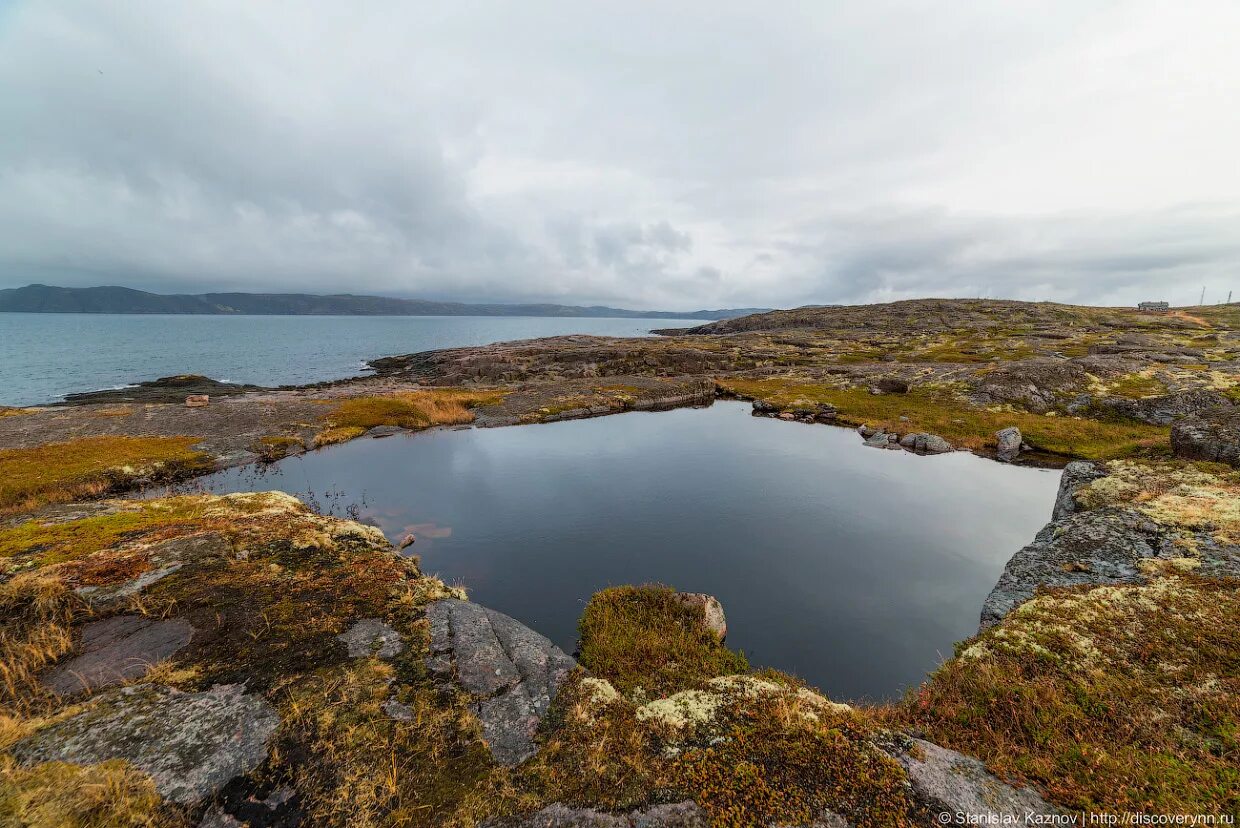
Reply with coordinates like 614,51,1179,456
0,284,771,320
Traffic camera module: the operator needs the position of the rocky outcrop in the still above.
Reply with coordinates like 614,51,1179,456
486,801,709,827
882,736,1062,822
1171,406,1240,466
994,427,1022,463
971,360,1090,414
42,614,194,695
426,599,576,765
13,683,279,805
980,508,1157,628
1097,389,1232,425
1051,461,1104,521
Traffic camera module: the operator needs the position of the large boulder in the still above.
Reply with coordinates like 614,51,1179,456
1051,461,1105,521
882,736,1062,821
426,599,576,765
994,427,1022,463
898,433,954,455
13,683,279,805
42,615,194,695
1171,406,1240,466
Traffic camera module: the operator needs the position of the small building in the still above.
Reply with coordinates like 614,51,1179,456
1138,301,1169,312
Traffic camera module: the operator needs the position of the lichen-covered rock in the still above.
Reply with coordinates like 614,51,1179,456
972,360,1090,413
994,427,1022,463
883,736,1061,821
1172,406,1240,466
42,614,194,695
336,617,404,658
13,683,280,805
426,599,576,765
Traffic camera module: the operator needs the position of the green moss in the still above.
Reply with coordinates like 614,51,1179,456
1105,372,1168,399
0,437,211,516
577,585,749,698
0,498,208,564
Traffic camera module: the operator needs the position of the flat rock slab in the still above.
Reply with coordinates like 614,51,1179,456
75,532,231,605
13,683,279,805
42,614,194,695
337,617,404,658
486,801,709,827
885,737,1061,821
426,599,575,765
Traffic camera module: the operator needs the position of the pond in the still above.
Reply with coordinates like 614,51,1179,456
178,401,1060,701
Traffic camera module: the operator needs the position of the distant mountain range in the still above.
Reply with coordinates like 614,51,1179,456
0,284,769,320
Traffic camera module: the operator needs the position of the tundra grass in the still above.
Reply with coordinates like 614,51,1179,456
901,575,1240,814
0,436,211,516
718,378,1168,460
316,389,507,446
577,585,749,697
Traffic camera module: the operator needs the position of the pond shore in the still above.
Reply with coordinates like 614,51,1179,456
2,298,1238,825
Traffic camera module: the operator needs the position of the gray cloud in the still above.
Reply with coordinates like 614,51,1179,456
1,1,1238,309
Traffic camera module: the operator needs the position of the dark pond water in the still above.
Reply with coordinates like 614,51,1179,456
178,402,1060,701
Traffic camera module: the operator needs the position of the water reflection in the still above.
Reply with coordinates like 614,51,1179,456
174,402,1060,701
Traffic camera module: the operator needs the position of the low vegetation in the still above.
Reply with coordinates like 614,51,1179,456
718,378,1169,460
315,389,507,446
903,574,1240,813
0,436,211,516
577,585,748,697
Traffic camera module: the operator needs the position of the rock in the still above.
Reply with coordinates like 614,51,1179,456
382,699,415,721
13,683,279,805
74,532,229,605
778,412,796,420
186,395,210,407
486,801,709,827
863,430,894,448
1052,461,1105,521
1098,389,1232,425
994,427,1022,462
897,433,954,455
857,424,877,438
752,400,780,414
1172,406,1240,466
398,533,416,549
43,615,194,695
971,360,1090,413
875,377,910,394
980,509,1158,628
366,424,404,438
336,618,404,659
426,599,576,765
673,592,727,640
884,736,1062,822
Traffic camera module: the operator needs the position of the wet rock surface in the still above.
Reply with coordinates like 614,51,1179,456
883,736,1061,821
426,598,576,765
42,614,194,695
13,683,280,805
1171,405,1240,466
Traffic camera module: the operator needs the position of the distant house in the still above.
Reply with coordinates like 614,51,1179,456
1138,301,1169,312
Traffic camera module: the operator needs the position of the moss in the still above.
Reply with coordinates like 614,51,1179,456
577,585,749,697
903,575,1240,813
1075,460,1240,545
255,435,303,462
1104,371,1168,399
0,757,178,828
0,498,213,564
718,378,1169,460
0,437,211,516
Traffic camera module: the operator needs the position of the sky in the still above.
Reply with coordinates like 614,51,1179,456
1,1,1238,311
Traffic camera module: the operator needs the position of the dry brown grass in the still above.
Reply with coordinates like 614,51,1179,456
0,436,211,516
0,573,79,717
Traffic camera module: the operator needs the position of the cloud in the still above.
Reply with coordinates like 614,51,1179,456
1,1,1238,309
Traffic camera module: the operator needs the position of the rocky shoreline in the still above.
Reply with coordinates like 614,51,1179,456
2,298,1238,824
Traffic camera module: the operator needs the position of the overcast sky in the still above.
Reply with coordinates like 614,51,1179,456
2,2,1238,310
